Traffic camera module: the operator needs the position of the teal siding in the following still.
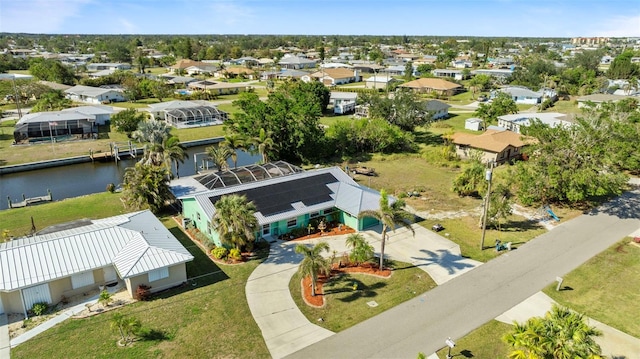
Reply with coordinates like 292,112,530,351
361,216,379,230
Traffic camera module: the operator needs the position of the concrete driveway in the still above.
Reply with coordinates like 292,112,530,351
246,223,479,359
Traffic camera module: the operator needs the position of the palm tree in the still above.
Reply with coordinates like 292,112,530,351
164,136,187,177
131,118,171,145
358,189,414,271
345,233,374,266
488,183,513,231
211,194,258,250
110,313,141,346
206,144,233,171
503,304,603,359
251,128,276,163
223,133,247,169
295,242,332,297
122,162,172,213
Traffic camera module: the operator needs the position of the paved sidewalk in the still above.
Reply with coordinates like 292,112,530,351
246,224,478,359
497,292,640,359
0,314,9,358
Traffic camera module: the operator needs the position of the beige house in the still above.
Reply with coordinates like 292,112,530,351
399,78,462,97
0,211,193,316
451,129,529,164
302,68,361,86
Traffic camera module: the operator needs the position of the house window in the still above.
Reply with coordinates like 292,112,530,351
197,213,201,221
148,267,169,282
207,222,212,234
309,211,321,219
262,224,270,235
287,219,297,228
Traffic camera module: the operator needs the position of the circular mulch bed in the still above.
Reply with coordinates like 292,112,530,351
301,264,392,307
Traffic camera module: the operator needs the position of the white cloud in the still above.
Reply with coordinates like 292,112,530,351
209,0,255,26
593,14,640,37
0,0,93,33
117,18,137,34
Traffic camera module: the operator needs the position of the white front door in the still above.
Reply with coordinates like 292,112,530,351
23,283,52,310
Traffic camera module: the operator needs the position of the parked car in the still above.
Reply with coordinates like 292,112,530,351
432,223,444,232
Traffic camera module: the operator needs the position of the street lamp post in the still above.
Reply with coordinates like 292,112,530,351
480,162,494,250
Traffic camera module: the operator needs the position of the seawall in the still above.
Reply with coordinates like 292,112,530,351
0,137,224,175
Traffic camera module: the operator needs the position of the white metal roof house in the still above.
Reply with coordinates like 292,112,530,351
0,210,193,316
329,92,358,115
147,100,228,128
86,63,131,72
494,86,557,105
64,85,126,104
497,112,573,134
278,55,317,69
170,163,385,246
424,100,451,120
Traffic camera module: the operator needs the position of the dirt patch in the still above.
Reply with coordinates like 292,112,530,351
301,263,392,308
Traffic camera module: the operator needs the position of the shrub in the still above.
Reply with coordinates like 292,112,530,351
135,284,152,301
229,248,242,260
211,247,229,259
31,302,49,316
106,183,116,193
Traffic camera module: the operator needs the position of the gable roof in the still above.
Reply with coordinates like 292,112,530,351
499,86,541,98
279,55,316,65
498,112,572,128
400,78,461,91
310,68,356,79
64,85,119,97
424,100,451,112
0,211,193,291
451,129,527,153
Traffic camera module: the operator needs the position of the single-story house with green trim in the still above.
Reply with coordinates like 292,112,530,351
0,210,193,317
169,162,383,245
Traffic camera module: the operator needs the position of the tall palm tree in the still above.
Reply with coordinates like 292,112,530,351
211,194,258,250
358,189,414,271
163,136,187,177
295,242,331,297
503,304,602,359
251,128,276,163
223,133,247,169
122,162,172,213
206,144,233,171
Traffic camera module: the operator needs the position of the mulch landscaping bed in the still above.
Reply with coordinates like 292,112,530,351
301,263,392,308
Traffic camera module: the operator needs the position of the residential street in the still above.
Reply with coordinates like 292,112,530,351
286,189,640,359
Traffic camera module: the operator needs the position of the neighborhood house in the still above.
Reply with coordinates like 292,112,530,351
64,85,126,104
147,100,228,128
0,210,194,317
497,112,572,134
451,129,528,164
170,162,383,246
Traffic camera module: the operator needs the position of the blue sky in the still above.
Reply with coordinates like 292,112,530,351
1,0,639,37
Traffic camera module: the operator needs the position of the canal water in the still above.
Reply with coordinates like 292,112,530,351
0,144,260,210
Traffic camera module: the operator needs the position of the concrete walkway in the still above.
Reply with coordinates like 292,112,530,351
246,223,480,359
496,292,640,359
0,314,10,358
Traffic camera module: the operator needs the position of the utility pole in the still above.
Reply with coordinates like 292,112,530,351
480,162,494,250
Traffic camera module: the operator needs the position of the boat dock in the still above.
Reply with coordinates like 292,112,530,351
89,142,140,163
7,190,53,209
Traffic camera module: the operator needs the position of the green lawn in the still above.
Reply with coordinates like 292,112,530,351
289,260,437,332
543,238,640,338
544,98,582,114
434,320,512,358
319,113,351,127
12,217,270,359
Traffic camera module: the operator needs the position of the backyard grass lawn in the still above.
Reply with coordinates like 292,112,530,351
435,320,512,358
347,154,480,213
419,213,548,263
289,260,437,332
11,218,271,359
543,238,640,338
1,192,127,237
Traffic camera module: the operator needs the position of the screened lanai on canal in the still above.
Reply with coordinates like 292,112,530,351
193,161,303,191
146,100,228,128
13,106,113,143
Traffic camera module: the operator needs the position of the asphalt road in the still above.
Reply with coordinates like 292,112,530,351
286,189,640,359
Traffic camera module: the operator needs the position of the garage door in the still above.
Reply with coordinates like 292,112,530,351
71,271,95,289
103,266,118,284
23,283,52,310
